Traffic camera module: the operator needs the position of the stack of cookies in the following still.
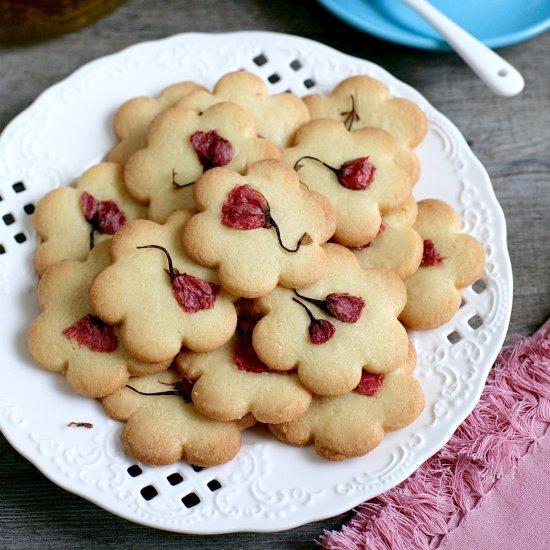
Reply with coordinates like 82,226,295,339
28,71,485,467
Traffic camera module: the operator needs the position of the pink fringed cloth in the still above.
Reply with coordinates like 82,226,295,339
321,319,550,550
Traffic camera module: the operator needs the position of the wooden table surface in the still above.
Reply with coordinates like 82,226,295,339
1,1,549,548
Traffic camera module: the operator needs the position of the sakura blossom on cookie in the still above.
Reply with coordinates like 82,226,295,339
102,369,254,467
252,243,409,396
304,75,427,182
123,101,280,223
28,241,169,398
350,195,423,279
400,199,486,329
269,342,424,461
89,210,238,364
282,119,413,247
175,327,312,424
181,159,337,298
107,81,206,164
34,162,147,276
176,71,310,148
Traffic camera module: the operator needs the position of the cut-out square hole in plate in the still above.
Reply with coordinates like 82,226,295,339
127,465,142,477
3,213,15,226
472,279,487,294
181,492,200,508
253,53,267,66
14,232,26,244
303,78,315,89
0,244,5,255
24,203,35,215
191,464,204,472
290,59,302,71
267,73,281,84
12,181,25,193
468,315,483,330
447,331,462,344
207,479,222,492
459,298,466,308
140,485,158,501
167,473,184,486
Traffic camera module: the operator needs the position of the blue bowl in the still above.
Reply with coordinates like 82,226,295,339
317,0,550,50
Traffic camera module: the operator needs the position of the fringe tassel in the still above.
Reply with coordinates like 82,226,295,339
320,320,550,550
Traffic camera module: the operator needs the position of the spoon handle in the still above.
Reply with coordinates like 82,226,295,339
401,0,524,97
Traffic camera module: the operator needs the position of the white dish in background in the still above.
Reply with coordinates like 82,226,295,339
0,32,512,533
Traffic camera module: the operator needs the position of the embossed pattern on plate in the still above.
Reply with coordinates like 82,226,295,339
0,32,512,533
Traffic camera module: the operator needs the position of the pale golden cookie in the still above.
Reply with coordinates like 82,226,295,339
176,71,310,148
28,241,169,398
400,199,486,329
282,119,413,247
89,210,238,363
181,159,336,298
350,195,423,279
34,162,147,276
269,342,424,461
124,101,280,222
176,328,312,424
108,81,206,164
304,75,427,182
102,369,254,467
253,243,409,396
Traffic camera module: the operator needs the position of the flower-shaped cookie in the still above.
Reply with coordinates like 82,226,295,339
282,119,413,247
350,195,423,279
269,342,424,460
34,162,147,276
108,81,205,164
124,101,280,222
176,71,310,148
176,327,312,424
252,244,409,396
304,75,427,182
28,241,169,398
400,199,486,329
89,210,238,363
181,159,336,298
102,369,255,466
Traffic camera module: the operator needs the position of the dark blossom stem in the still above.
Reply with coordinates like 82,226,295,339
293,289,324,310
341,94,361,131
137,244,177,282
126,385,179,396
126,383,191,402
293,155,339,176
172,168,195,190
292,297,317,324
89,226,96,250
267,216,307,253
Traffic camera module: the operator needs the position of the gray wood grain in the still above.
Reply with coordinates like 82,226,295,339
0,0,549,547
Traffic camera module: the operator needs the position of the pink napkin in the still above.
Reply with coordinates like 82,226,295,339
439,427,550,550
321,319,550,550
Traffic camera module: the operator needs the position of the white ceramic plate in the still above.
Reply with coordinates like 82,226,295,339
0,32,512,534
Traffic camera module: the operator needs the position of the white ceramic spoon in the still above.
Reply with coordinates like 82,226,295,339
401,0,525,97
